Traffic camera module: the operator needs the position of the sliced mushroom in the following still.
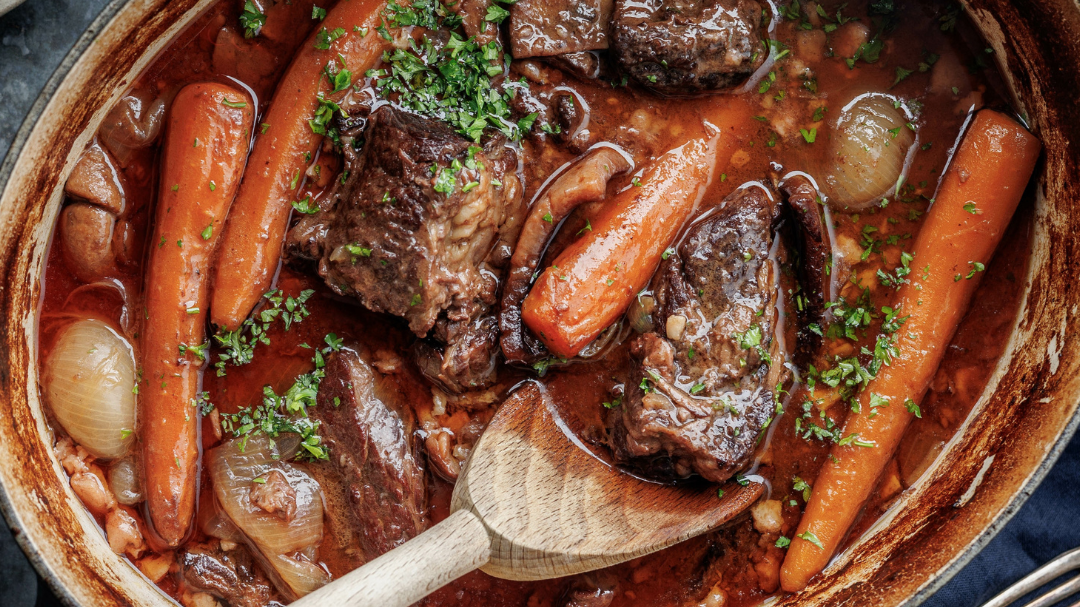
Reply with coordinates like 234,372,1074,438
65,140,126,215
500,146,632,364
99,91,166,166
59,203,117,284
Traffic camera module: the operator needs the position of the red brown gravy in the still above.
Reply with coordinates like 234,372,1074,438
38,0,1032,605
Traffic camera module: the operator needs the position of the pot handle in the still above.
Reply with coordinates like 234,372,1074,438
292,509,491,607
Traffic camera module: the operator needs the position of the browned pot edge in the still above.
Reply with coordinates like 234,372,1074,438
775,0,1080,603
0,1,1078,606
0,1,216,605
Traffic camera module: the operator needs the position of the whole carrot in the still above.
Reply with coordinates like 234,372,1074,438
141,82,253,547
521,137,720,359
211,0,389,331
779,110,1041,592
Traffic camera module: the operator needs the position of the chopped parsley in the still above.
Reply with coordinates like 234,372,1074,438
239,1,266,38
314,27,347,50
893,66,914,86
292,195,319,214
484,4,510,22
368,3,528,142
797,530,825,549
602,395,623,409
213,289,316,376
531,356,567,377
220,333,344,461
793,476,812,501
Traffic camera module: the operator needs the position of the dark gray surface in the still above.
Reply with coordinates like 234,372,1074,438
1,3,111,605
0,0,110,160
2,3,1078,607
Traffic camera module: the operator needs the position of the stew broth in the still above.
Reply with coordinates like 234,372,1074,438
39,0,1033,605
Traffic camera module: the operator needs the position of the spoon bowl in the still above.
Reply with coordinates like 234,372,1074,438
294,381,763,606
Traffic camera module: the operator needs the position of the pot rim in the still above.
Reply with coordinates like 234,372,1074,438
0,1,129,605
0,1,1076,606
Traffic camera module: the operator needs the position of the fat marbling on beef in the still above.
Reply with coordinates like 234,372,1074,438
180,543,278,607
286,106,523,392
611,184,789,482
311,348,428,559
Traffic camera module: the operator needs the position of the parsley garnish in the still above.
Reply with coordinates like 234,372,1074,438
315,27,346,50
239,1,266,38
797,530,825,549
213,289,316,376
369,5,528,142
292,196,319,214
220,333,343,461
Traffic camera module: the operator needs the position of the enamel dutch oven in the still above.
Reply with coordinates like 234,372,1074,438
0,0,1078,604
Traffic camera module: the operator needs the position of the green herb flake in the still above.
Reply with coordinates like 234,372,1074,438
797,530,825,549
315,27,347,50
239,1,267,38
292,196,319,215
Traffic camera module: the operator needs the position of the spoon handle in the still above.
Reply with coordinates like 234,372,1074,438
292,509,491,607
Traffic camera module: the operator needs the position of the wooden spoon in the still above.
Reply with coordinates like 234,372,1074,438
293,381,764,607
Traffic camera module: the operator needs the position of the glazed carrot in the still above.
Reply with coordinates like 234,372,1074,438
141,82,253,547
779,110,1040,592
521,134,728,358
211,0,389,331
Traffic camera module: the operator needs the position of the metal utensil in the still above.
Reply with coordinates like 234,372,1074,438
982,547,1080,607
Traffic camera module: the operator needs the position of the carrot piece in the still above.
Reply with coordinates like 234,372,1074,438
141,82,254,547
210,0,389,331
779,109,1041,592
521,135,726,358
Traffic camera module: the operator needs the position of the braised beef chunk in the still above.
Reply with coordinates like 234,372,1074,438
510,0,614,58
249,469,298,522
611,185,788,482
180,543,275,607
312,349,428,558
453,0,499,45
286,106,522,391
781,174,831,358
559,571,618,607
611,0,765,94
415,315,500,393
287,106,513,336
545,51,608,81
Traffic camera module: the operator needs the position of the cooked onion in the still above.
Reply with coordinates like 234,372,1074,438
107,456,143,505
823,94,916,210
267,552,331,598
626,292,656,334
207,434,328,597
42,319,136,459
